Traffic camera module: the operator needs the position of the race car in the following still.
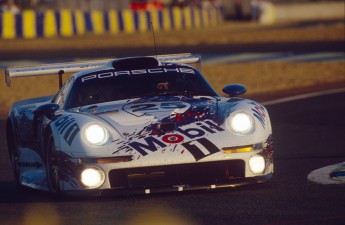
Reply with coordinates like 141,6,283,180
5,53,273,196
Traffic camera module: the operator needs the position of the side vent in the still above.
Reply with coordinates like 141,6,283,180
111,57,159,70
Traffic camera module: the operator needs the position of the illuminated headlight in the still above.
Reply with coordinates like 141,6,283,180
249,155,266,174
80,167,105,189
227,112,255,135
83,123,109,146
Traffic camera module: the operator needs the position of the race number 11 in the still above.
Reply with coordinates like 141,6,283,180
182,137,220,161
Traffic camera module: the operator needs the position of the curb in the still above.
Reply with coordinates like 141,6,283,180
0,7,222,39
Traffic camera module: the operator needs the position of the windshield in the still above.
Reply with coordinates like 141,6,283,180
64,66,218,109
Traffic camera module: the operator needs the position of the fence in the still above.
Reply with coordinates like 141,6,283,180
0,7,222,39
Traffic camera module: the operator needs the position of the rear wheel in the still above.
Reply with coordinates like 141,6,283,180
46,135,60,194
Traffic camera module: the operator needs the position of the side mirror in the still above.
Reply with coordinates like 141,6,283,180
222,84,247,97
33,103,59,118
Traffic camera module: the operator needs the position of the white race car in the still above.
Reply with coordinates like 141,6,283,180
5,54,273,196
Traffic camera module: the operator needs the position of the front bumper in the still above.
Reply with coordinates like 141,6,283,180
63,173,273,197
59,136,274,196
60,157,273,197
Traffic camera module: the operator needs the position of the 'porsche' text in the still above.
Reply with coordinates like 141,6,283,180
81,68,195,83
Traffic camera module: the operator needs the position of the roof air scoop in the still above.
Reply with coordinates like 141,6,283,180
111,57,159,70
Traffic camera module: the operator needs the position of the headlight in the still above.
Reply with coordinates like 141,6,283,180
227,112,255,135
83,123,109,146
80,167,105,189
249,155,266,174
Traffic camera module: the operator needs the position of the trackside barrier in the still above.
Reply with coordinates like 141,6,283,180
0,7,222,39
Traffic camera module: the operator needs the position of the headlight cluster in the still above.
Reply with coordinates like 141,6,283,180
81,167,105,189
80,124,109,188
249,155,266,174
82,123,109,146
227,112,255,135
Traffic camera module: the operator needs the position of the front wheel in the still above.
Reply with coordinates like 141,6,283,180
46,135,61,194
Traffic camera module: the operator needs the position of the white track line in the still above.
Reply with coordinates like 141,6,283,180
263,87,345,185
203,52,345,64
262,87,345,106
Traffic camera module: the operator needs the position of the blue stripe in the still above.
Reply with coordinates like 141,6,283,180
55,11,61,35
103,11,110,32
199,8,204,27
118,10,124,31
330,171,345,178
0,14,3,37
169,8,174,29
181,9,186,29
133,11,139,31
190,7,195,28
71,12,77,34
84,12,93,32
15,14,22,38
158,10,163,29
36,12,44,37
146,11,151,30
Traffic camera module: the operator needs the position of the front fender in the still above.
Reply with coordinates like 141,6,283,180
216,98,272,146
49,112,118,157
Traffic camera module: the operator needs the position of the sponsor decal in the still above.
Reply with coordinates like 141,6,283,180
181,137,220,161
18,161,43,168
54,115,80,145
262,135,274,173
123,101,190,117
128,120,223,161
330,165,345,182
81,67,195,83
136,100,216,135
250,102,266,128
162,134,184,144
56,151,82,188
262,135,273,161
308,162,345,185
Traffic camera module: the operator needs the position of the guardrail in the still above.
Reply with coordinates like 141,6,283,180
0,7,222,39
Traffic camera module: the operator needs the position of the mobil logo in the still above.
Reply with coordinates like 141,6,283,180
128,120,224,161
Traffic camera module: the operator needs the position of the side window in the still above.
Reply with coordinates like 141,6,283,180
55,77,75,107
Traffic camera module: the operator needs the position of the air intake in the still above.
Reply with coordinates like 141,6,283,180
111,57,159,70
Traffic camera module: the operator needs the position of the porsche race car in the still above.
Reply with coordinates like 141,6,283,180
5,54,273,196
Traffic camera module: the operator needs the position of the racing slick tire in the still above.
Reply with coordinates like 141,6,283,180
46,134,61,194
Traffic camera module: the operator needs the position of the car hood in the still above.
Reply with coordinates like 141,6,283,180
80,96,220,136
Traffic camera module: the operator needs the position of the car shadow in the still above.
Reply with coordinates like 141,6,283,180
0,178,275,204
0,181,53,203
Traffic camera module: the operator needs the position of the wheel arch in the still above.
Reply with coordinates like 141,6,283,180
42,124,54,157
6,117,16,158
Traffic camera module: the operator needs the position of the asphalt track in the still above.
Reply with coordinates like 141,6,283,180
0,89,345,225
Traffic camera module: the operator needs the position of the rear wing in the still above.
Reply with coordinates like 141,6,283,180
4,53,201,88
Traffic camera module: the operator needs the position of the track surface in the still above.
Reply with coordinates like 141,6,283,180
0,91,345,225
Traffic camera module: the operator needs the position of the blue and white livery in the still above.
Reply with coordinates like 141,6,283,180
5,54,273,196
